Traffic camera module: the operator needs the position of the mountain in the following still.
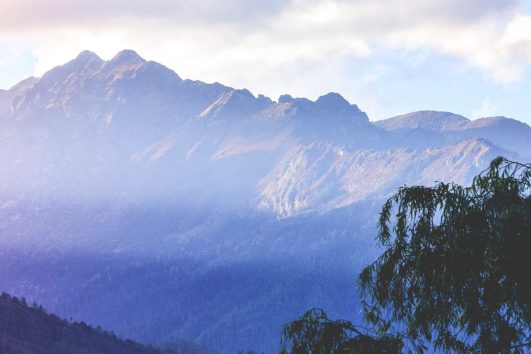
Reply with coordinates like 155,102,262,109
376,111,531,158
0,52,510,215
0,49,389,212
0,50,528,353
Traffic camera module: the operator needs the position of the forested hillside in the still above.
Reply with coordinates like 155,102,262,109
0,292,158,354
0,293,216,354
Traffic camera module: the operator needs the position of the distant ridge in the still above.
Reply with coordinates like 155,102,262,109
375,111,531,158
375,110,469,130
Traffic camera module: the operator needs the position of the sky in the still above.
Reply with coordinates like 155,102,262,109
1,0,531,123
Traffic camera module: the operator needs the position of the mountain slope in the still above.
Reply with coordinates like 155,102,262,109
258,138,505,216
0,292,158,354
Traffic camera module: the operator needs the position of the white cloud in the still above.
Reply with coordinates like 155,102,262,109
472,97,499,118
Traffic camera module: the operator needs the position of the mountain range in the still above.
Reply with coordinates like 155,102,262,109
0,50,529,353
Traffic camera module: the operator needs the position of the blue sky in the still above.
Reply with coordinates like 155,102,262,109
1,0,531,123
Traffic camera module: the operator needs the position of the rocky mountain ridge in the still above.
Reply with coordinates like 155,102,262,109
0,50,525,217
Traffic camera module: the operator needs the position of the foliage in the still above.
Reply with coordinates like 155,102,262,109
280,157,530,353
359,157,531,352
279,308,402,353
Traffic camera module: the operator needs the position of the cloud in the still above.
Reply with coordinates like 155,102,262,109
1,0,528,78
0,42,35,89
0,0,291,29
472,97,500,118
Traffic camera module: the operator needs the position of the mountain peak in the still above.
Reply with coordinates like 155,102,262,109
75,50,102,62
68,51,104,70
315,92,350,107
111,49,145,65
278,94,294,104
313,92,368,123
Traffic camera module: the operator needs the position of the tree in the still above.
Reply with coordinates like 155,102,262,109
279,308,402,354
281,157,530,353
360,157,530,353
